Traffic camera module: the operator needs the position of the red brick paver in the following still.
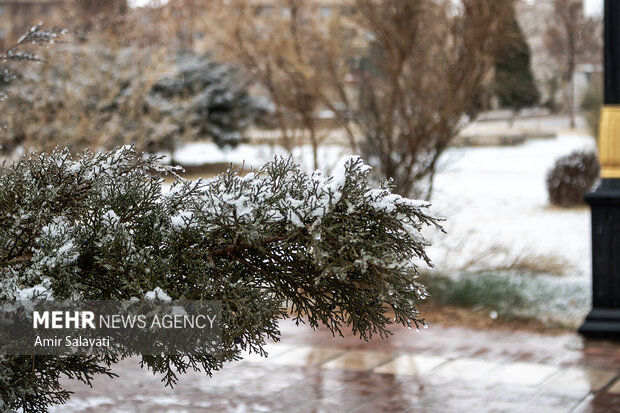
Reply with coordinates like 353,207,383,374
51,320,620,412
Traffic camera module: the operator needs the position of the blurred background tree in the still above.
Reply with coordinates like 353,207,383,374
69,0,128,34
542,74,562,113
0,0,602,190
212,0,513,198
211,0,326,169
493,3,540,123
545,0,602,128
1,47,267,156
580,71,602,139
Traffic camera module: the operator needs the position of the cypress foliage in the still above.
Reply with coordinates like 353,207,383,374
0,147,442,412
494,8,540,111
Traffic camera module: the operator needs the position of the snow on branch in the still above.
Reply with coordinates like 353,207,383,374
0,146,443,410
1,23,67,64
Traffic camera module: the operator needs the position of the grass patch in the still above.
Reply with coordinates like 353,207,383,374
425,272,526,309
421,271,589,328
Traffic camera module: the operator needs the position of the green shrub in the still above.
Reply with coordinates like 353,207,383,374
426,273,525,310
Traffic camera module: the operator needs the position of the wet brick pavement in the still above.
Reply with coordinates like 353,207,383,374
50,320,620,412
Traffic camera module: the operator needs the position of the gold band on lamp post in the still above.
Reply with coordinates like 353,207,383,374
599,106,620,178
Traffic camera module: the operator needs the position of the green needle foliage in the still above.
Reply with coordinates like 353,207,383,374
494,5,539,111
0,146,442,412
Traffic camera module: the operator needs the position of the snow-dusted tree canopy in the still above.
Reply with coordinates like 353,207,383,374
1,23,66,132
2,49,267,155
0,147,441,412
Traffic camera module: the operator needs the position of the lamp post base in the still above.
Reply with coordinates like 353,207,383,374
579,179,620,340
579,308,620,339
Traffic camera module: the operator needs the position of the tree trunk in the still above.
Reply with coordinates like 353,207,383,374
569,74,576,129
310,126,319,171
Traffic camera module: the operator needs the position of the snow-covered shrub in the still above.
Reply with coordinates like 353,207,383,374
149,53,268,148
1,24,66,131
2,46,267,156
0,146,441,412
546,150,599,207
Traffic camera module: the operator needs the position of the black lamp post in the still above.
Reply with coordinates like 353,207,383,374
578,0,620,339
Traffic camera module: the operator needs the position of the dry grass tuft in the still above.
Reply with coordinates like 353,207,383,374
457,243,575,276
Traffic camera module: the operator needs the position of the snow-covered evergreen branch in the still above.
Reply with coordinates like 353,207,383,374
0,146,442,411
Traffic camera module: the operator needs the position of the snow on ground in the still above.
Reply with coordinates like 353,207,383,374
428,133,597,280
419,132,597,323
173,141,348,173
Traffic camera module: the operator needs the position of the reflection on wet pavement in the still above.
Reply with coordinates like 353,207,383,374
49,320,620,412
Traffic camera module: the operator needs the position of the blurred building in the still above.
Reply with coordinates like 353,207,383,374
516,0,602,111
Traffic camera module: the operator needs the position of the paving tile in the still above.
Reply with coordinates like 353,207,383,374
258,392,320,412
481,384,540,404
361,378,487,413
54,319,620,412
201,362,278,388
225,396,288,413
413,398,474,413
321,350,393,372
579,392,620,413
269,346,345,367
298,391,373,413
418,392,487,413
351,396,419,413
427,358,504,381
349,382,429,413
518,405,572,413
285,368,367,397
340,372,400,398
581,341,620,370
241,343,297,363
488,362,560,386
545,367,618,393
572,394,596,413
267,366,316,383
466,400,528,413
523,389,588,413
241,368,314,396
295,372,400,412
373,354,447,376
608,378,620,394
